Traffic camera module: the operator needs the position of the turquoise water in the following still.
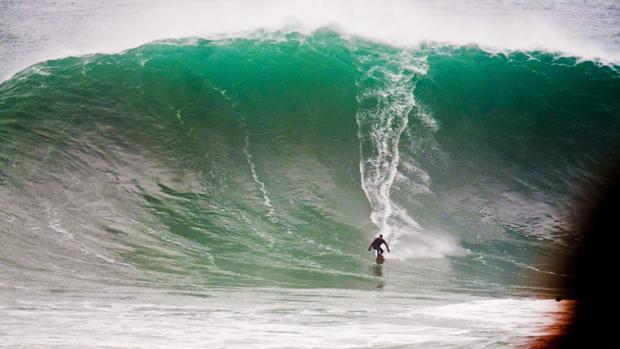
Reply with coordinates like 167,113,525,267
3,31,618,290
1,1,619,347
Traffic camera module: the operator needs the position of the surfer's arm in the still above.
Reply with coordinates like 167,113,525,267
384,241,390,252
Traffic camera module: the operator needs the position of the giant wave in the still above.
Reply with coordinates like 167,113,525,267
1,30,619,293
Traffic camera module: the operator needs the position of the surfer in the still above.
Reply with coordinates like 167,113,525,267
368,234,390,257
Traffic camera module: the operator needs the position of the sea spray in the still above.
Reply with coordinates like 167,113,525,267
353,47,462,258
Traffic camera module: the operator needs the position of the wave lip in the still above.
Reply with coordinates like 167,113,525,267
2,0,619,82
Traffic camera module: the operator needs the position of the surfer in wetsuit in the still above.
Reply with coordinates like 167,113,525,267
368,234,390,257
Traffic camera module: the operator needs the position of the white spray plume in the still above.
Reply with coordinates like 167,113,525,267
2,0,618,81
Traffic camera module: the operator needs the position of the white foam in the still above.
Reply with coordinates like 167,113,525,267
89,0,619,60
354,50,464,259
2,0,618,82
0,289,567,349
212,88,275,217
415,298,564,336
44,205,74,240
213,86,290,243
355,51,424,238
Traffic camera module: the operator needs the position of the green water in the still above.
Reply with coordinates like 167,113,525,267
1,30,619,294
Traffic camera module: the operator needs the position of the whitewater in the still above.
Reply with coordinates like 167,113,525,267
1,1,619,348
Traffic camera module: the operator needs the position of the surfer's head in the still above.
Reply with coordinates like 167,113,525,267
379,234,383,238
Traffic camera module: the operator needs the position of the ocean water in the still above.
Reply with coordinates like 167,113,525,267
1,1,618,348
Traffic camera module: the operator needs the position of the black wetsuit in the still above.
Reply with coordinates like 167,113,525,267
368,238,389,256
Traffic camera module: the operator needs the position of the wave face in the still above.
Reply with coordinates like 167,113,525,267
1,31,620,293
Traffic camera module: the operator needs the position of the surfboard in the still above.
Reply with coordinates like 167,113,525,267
376,255,385,264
